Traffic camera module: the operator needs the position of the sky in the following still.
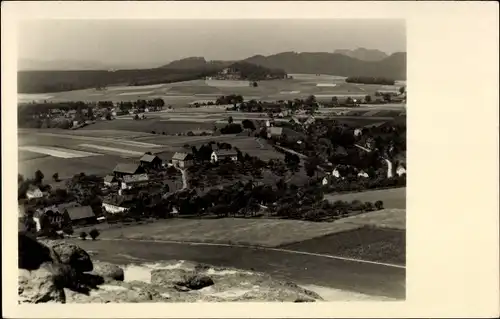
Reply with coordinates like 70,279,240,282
18,19,405,68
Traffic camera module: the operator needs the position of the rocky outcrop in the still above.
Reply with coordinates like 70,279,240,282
48,242,93,273
90,262,124,282
19,234,323,303
18,265,66,303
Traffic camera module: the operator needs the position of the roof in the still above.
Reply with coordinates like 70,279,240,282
213,149,238,157
140,154,161,163
268,127,283,135
122,174,149,184
56,202,79,211
172,152,191,161
65,206,95,221
103,195,136,207
103,175,116,183
27,185,41,192
113,163,141,174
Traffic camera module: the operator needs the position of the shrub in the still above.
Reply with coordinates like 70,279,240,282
52,172,59,182
79,231,87,240
63,227,74,236
89,228,100,240
151,130,156,134
375,200,384,210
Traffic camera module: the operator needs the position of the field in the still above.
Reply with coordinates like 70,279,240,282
18,76,403,105
279,227,406,265
325,187,406,209
84,218,364,247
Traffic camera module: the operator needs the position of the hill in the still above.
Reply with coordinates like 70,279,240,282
161,57,233,70
333,48,389,62
243,52,406,80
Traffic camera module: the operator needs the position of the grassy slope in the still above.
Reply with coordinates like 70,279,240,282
324,187,406,209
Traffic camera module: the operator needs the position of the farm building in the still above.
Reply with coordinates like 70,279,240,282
102,195,135,214
211,149,238,163
396,165,407,176
354,128,363,137
140,154,162,170
103,175,118,187
113,163,146,178
63,206,97,226
267,127,283,139
121,174,150,190
171,152,194,168
26,186,44,200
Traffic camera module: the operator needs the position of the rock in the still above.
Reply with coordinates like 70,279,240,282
49,242,93,273
150,268,191,286
18,232,53,270
65,285,154,303
18,265,66,303
90,262,124,282
183,274,214,290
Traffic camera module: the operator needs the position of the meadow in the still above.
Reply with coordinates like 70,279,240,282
324,187,406,209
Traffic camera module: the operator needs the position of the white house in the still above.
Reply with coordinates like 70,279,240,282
354,128,363,137
265,120,271,127
102,202,129,214
322,176,330,186
396,165,407,176
332,168,341,178
26,186,43,200
358,170,369,178
211,150,238,163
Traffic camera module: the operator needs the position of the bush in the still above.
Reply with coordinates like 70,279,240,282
52,173,59,182
89,228,100,240
151,130,156,134
63,227,74,236
79,231,88,240
375,200,384,210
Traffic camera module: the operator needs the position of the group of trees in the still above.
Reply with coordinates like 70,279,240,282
345,76,396,85
116,98,165,112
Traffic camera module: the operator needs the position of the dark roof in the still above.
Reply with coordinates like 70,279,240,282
65,206,95,221
56,202,79,211
103,195,136,207
140,154,161,163
122,174,149,184
213,149,238,157
113,163,141,174
172,152,191,161
103,175,116,183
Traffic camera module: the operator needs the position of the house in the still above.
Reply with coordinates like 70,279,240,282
102,195,135,214
211,149,238,163
358,170,369,178
113,163,145,178
26,186,44,200
396,165,406,176
267,127,283,139
63,206,97,226
140,154,162,170
171,152,194,168
304,115,316,126
354,128,363,137
121,174,149,190
103,175,118,187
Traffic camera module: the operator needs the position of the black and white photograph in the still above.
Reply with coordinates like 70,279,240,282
3,1,498,317
15,17,407,303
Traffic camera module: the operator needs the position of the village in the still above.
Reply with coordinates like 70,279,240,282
18,95,406,240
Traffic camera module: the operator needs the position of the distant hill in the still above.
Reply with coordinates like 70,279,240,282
18,58,161,71
243,51,406,80
160,57,233,71
333,48,389,62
